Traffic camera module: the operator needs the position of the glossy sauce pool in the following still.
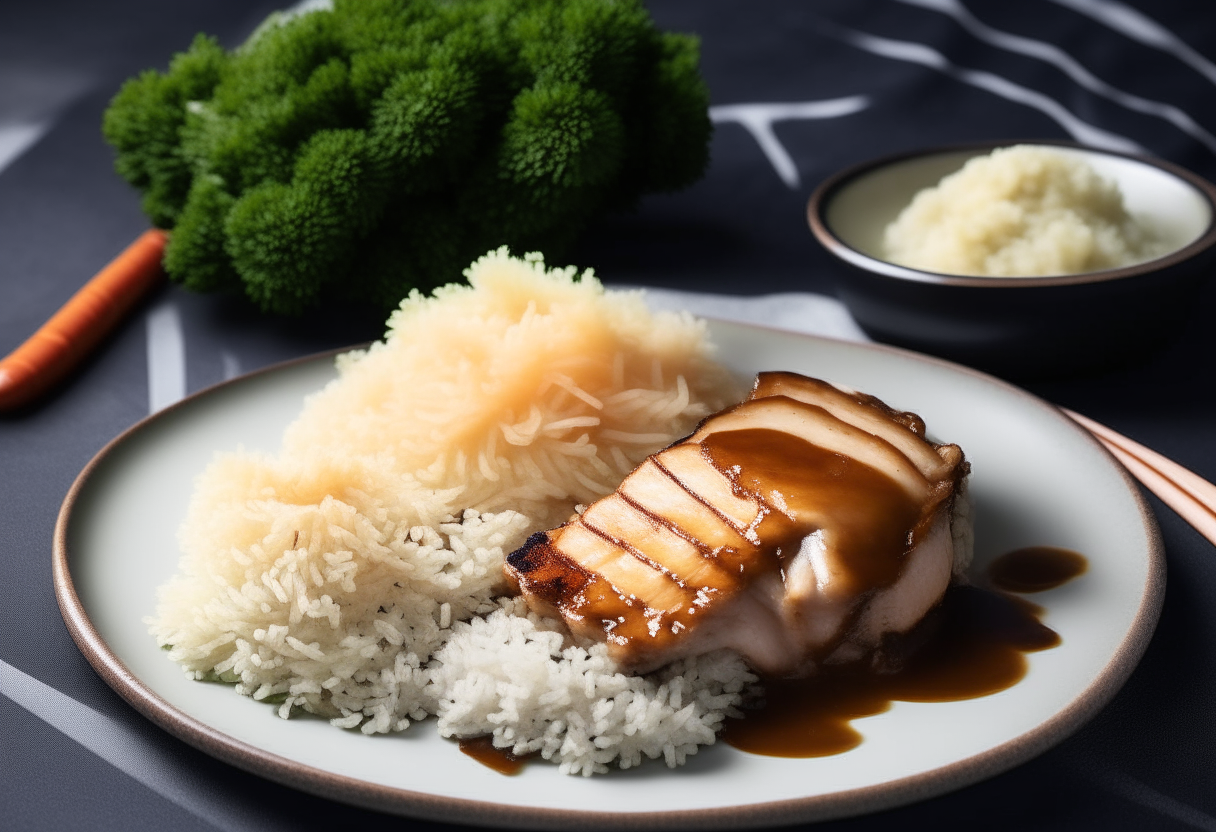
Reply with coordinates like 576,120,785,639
988,545,1088,593
463,546,1088,771
722,546,1087,757
458,736,532,775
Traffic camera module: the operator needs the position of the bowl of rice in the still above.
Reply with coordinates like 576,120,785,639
807,140,1216,378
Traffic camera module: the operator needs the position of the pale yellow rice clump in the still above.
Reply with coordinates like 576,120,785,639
282,247,739,518
883,145,1167,276
148,249,740,736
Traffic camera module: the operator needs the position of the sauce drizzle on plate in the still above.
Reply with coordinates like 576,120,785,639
465,546,1090,769
722,547,1088,758
988,546,1088,593
459,736,533,775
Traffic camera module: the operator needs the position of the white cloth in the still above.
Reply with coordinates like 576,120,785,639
635,286,870,343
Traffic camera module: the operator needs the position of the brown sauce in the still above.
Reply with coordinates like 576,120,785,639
988,546,1088,593
701,426,923,596
458,735,532,775
722,584,1058,757
723,545,1088,758
479,545,1090,768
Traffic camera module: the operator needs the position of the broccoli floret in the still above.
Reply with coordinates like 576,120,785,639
102,34,228,227
102,0,712,316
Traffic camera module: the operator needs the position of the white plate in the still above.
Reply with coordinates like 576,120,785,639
53,320,1164,829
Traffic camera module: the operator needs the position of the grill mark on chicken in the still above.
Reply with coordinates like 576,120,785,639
579,510,682,582
506,372,968,676
618,459,757,553
615,489,725,560
506,532,680,647
612,490,761,603
651,458,763,543
630,459,772,581
555,522,688,612
654,443,766,533
581,494,738,592
752,372,945,479
688,396,931,503
702,427,921,599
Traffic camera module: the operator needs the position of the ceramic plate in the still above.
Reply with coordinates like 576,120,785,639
53,320,1164,829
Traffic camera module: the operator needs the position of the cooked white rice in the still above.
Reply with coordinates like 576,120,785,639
147,248,749,772
429,598,757,776
882,145,1168,276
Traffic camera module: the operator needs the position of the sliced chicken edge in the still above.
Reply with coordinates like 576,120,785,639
823,504,956,667
616,458,759,552
750,371,954,481
688,396,932,503
653,441,763,530
506,531,690,650
550,520,692,614
579,493,740,594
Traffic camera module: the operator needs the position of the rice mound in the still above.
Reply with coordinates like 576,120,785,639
429,599,757,776
882,145,1168,276
282,247,738,518
148,248,747,767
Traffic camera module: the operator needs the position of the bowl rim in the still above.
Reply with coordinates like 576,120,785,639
807,138,1216,288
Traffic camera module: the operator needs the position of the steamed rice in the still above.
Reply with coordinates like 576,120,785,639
882,145,1168,276
430,599,757,776
148,248,749,772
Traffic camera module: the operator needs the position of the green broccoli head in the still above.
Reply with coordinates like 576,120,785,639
102,34,228,227
102,0,712,316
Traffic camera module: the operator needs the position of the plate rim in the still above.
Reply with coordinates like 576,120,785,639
52,322,1166,830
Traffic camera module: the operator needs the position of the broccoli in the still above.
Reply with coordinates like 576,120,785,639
101,0,712,316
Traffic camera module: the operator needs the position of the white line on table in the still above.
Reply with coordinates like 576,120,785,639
1069,752,1216,831
640,288,870,343
1047,0,1216,88
836,26,1144,154
0,122,49,176
147,299,187,414
709,97,870,189
0,658,294,832
897,0,1216,154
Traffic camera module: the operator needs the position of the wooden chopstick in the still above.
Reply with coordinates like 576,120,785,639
1064,408,1216,548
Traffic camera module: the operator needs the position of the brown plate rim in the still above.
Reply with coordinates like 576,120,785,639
52,322,1166,830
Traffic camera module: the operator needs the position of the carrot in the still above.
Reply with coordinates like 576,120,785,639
0,228,168,412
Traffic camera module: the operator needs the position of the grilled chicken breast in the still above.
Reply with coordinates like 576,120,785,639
504,372,969,676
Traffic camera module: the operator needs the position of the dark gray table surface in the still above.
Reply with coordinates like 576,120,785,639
3,2,1216,830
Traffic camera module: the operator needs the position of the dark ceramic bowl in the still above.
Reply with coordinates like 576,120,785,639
808,140,1216,378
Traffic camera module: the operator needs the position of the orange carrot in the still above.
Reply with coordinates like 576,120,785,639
0,228,168,412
